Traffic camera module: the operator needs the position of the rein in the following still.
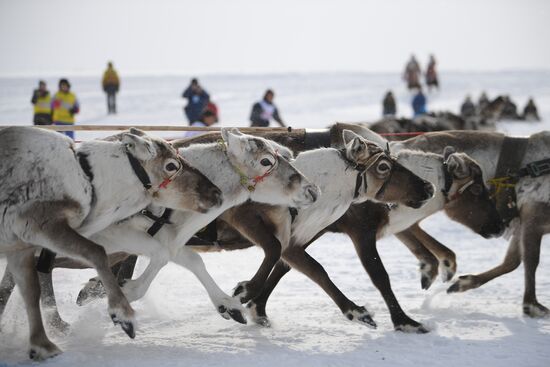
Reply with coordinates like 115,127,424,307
339,149,391,199
216,139,279,192
488,158,550,194
126,149,184,192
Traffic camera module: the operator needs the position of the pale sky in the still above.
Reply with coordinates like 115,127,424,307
1,0,549,76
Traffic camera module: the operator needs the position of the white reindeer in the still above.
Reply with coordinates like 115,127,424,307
0,126,222,360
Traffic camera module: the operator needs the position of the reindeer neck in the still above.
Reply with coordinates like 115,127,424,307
76,141,152,236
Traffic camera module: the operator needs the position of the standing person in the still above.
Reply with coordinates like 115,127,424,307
403,54,421,90
51,78,79,140
31,80,52,125
382,90,397,117
102,61,120,114
412,87,427,117
185,109,218,138
460,95,476,119
522,97,540,121
425,54,439,91
249,89,286,127
182,78,210,124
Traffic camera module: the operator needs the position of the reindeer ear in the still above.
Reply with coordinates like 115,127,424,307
338,123,388,147
342,129,361,145
445,153,469,179
121,133,156,161
443,146,457,160
128,127,146,137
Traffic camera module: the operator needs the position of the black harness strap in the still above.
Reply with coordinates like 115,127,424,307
492,137,529,225
127,152,152,190
142,208,173,237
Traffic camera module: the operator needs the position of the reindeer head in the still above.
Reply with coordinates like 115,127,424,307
441,146,504,238
221,128,320,208
121,128,223,213
342,130,434,208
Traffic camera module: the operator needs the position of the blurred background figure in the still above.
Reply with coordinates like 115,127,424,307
102,61,120,114
412,86,427,117
182,78,210,124
51,78,79,139
185,109,218,138
478,91,490,113
250,89,286,127
403,54,421,90
31,80,52,125
382,90,397,117
425,54,439,91
460,95,476,119
522,97,540,121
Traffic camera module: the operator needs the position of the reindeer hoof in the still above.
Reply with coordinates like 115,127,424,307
345,306,377,329
523,302,550,318
232,281,252,303
395,321,429,334
255,316,271,327
247,301,270,327
441,259,456,282
76,278,106,306
447,275,479,293
421,274,434,290
228,309,247,324
29,342,62,361
419,261,437,290
110,314,136,339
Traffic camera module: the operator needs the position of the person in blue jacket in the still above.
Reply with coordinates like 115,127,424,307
182,78,210,124
412,87,427,117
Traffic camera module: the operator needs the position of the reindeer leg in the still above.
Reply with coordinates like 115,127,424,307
37,272,70,333
408,223,457,281
351,229,428,333
7,248,62,360
448,232,521,293
0,268,16,326
26,218,136,338
281,245,377,328
247,260,291,327
396,229,439,290
519,204,548,318
172,246,246,324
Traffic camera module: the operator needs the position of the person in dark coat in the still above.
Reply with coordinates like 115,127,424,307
31,80,52,125
522,98,540,121
412,87,427,117
460,95,476,119
403,55,421,90
102,61,120,114
182,78,210,124
249,89,285,127
382,91,397,116
425,54,439,91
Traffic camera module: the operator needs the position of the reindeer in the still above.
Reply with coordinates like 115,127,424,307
0,126,222,360
0,129,319,329
382,130,550,318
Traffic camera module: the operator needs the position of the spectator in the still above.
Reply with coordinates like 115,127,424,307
31,80,52,125
102,61,120,114
412,87,427,117
250,89,285,127
185,109,218,138
382,91,397,116
425,54,439,91
478,91,490,113
51,78,79,140
522,98,540,121
403,54,422,90
460,95,476,119
182,78,210,124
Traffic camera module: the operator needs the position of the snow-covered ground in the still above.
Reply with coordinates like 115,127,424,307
0,71,549,366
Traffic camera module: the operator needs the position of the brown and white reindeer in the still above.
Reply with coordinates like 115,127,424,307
0,129,319,329
385,129,550,318
0,126,222,360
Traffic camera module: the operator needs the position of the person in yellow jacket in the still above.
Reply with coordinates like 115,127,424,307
31,80,52,125
51,78,79,140
102,61,120,114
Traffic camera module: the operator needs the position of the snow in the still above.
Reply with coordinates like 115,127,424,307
0,71,549,366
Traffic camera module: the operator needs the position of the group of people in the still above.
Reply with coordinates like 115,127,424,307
181,78,285,137
382,88,427,118
460,93,540,121
403,54,439,92
30,62,120,139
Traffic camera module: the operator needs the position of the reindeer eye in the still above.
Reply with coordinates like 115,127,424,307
260,158,273,167
376,161,391,174
469,183,483,196
165,160,180,172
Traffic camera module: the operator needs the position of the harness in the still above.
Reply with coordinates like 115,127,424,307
216,139,279,192
141,208,173,237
